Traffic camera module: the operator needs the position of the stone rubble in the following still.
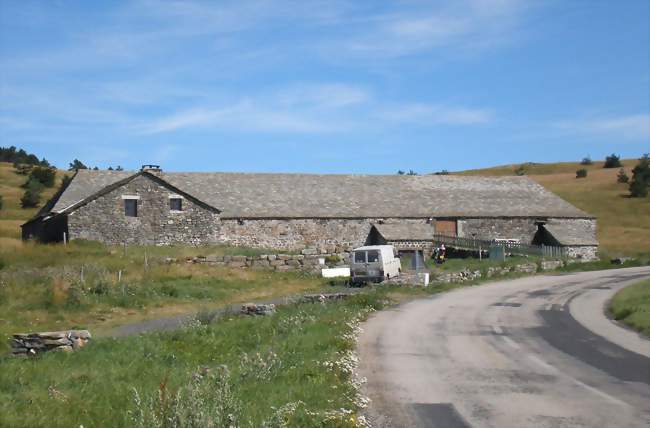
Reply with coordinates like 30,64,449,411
240,303,276,316
11,330,91,356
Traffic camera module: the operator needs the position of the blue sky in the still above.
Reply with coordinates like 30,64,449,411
1,0,648,173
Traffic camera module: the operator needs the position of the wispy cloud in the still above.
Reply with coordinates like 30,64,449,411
379,103,492,125
335,0,530,58
556,114,650,140
139,84,492,135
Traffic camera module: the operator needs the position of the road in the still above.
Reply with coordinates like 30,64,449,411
358,267,650,428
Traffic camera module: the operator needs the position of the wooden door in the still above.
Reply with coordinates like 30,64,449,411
436,219,457,237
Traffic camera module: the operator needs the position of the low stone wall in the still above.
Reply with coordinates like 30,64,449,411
188,251,349,273
11,330,91,356
390,259,569,286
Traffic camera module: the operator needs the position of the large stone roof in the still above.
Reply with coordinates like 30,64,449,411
49,169,593,219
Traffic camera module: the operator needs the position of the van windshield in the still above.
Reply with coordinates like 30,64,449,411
367,250,380,263
354,251,366,263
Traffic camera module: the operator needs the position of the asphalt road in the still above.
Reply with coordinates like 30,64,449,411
358,267,650,428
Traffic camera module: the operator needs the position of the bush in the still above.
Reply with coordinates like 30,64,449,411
576,169,588,178
28,166,56,187
20,178,43,208
629,154,650,198
514,165,527,176
0,195,3,211
580,156,593,165
617,168,629,183
604,153,622,168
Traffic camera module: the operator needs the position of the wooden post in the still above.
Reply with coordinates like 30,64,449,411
80,265,84,283
118,270,122,283
144,249,148,270
63,232,67,246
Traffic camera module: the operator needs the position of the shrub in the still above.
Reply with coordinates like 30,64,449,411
435,170,450,175
28,166,56,187
514,165,527,176
604,153,622,168
0,195,3,211
576,169,588,178
629,154,650,198
68,159,88,171
20,178,43,208
617,168,629,183
580,156,593,165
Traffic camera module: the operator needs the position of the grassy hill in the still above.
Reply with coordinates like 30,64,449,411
0,162,68,247
1,159,649,255
458,159,650,255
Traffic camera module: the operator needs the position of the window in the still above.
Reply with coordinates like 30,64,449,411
354,251,366,264
170,197,182,211
124,199,137,217
367,250,380,263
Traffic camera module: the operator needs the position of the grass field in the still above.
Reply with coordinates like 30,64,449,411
0,240,332,352
458,158,650,256
609,279,650,337
0,292,386,427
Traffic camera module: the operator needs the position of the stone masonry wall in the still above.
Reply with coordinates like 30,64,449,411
68,175,219,245
215,218,432,252
457,218,539,243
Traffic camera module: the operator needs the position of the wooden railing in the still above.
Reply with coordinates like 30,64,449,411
432,234,566,258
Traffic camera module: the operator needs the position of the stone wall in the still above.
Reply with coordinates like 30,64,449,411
215,218,432,252
68,175,219,245
457,217,539,243
189,251,348,273
565,245,598,261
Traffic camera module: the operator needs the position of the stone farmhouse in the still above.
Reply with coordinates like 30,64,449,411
22,166,598,259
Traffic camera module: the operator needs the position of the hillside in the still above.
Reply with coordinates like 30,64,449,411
458,159,650,255
1,159,648,255
0,162,67,247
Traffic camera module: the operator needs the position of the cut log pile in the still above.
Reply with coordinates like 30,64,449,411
11,330,91,356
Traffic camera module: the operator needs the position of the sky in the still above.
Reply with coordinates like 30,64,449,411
0,0,649,174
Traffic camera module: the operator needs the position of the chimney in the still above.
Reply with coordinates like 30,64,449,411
141,164,162,175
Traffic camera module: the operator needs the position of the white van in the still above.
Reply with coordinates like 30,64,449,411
350,245,400,283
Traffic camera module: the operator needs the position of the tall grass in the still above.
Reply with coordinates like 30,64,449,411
609,279,650,336
0,293,386,427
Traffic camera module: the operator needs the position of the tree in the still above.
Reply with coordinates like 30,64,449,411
397,170,405,175
20,178,44,208
576,169,588,178
406,170,418,175
629,154,650,198
28,166,56,187
604,153,622,168
617,168,629,183
0,146,50,166
68,159,88,171
580,156,593,165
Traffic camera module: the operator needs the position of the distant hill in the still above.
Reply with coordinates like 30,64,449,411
458,159,649,255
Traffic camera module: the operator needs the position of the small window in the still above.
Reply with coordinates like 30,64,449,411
170,198,182,211
125,199,137,217
354,251,366,264
367,250,380,263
